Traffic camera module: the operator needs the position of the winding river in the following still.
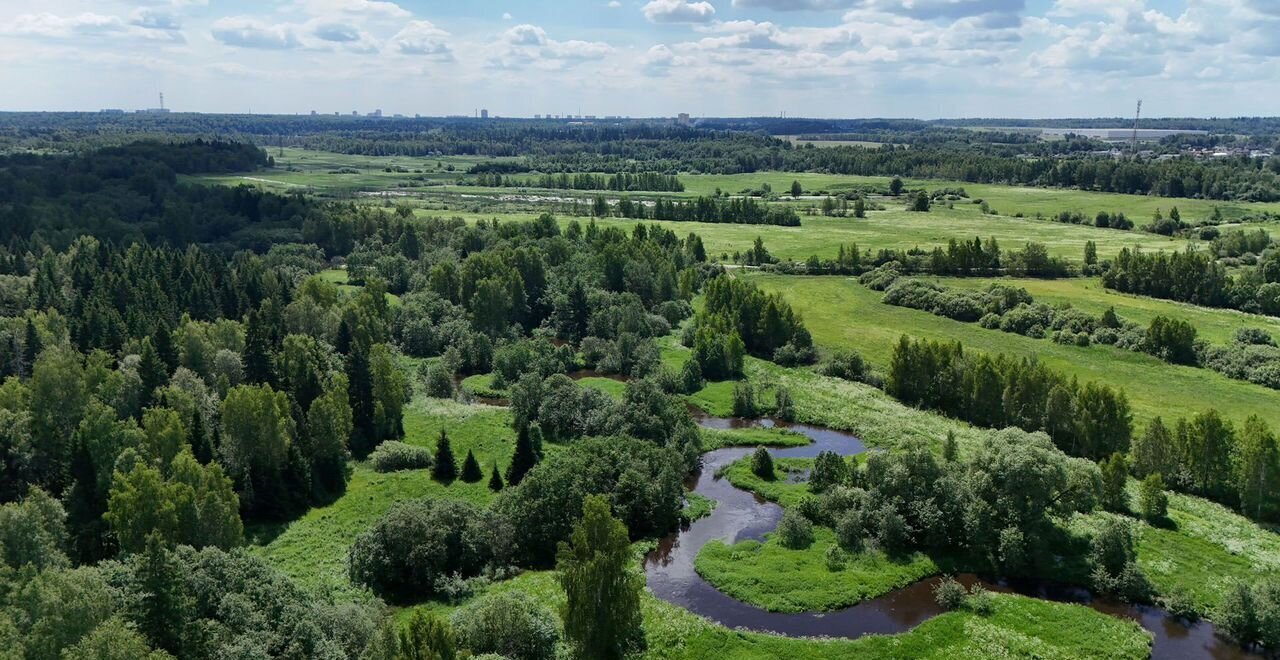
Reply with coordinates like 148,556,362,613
642,412,1259,660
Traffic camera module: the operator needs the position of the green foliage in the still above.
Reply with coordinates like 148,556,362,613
557,495,644,660
1100,453,1130,513
105,451,242,554
933,576,966,611
398,610,457,660
0,487,68,570
487,463,504,492
1144,316,1198,365
347,498,500,602
450,591,559,660
219,383,295,518
1138,473,1169,522
776,509,815,550
731,381,756,417
460,449,483,483
369,440,433,472
750,447,774,481
432,429,458,482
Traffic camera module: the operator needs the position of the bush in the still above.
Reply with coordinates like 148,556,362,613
964,584,995,615
423,363,455,398
678,358,704,394
347,498,501,601
451,591,560,660
1236,327,1276,346
824,545,846,571
774,387,795,421
369,441,433,472
1138,473,1168,522
732,381,757,417
821,350,869,382
750,447,775,480
835,509,866,552
933,576,966,611
1144,316,1199,365
776,508,814,549
859,262,902,291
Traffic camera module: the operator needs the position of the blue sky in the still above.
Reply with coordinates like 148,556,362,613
1,0,1277,118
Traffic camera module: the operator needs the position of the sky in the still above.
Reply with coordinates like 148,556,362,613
1,0,1277,118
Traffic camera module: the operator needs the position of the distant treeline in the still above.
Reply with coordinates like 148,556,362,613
4,114,1277,201
465,171,684,192
608,195,801,226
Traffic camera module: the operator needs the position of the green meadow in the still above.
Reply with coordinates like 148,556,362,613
745,273,1280,429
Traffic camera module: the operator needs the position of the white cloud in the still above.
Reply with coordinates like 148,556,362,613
489,24,613,68
211,17,302,49
292,0,411,19
643,0,718,23
3,11,184,42
503,12,513,20
388,20,454,59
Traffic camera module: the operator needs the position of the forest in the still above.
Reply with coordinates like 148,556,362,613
3,129,1280,660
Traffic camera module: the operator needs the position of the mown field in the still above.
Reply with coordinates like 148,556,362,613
746,273,1280,429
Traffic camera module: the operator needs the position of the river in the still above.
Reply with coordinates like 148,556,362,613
642,412,1259,660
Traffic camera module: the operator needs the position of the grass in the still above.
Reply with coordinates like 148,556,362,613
682,492,717,523
551,205,1190,262
317,267,402,306
250,398,516,599
747,273,1280,429
678,172,1280,222
929,276,1280,345
410,563,1150,660
699,425,812,450
696,528,941,613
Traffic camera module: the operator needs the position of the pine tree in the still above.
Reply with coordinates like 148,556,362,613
460,449,482,483
488,463,504,491
1100,452,1130,512
507,425,539,486
432,429,457,482
943,430,958,462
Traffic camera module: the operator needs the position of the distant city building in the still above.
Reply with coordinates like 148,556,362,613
352,110,359,116
677,112,691,125
136,108,170,114
368,109,382,118
534,114,542,119
99,109,125,114
310,110,317,116
481,109,489,119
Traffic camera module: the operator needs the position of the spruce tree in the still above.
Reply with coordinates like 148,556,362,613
488,462,504,491
22,318,40,376
137,338,167,414
432,429,457,482
153,323,178,374
507,425,539,486
460,449,482,483
346,341,375,455
243,310,276,385
943,430,958,462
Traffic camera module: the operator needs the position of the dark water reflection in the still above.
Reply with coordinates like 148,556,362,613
643,411,1259,660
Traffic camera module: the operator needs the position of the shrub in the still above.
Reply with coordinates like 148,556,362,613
451,591,560,660
732,381,756,417
825,545,846,572
809,451,848,493
964,584,995,615
678,358,704,394
1236,327,1276,346
369,441,433,472
1144,316,1198,365
859,262,902,291
774,387,795,421
347,498,500,601
776,508,814,549
821,350,869,382
750,447,775,480
1138,473,1168,522
933,576,966,611
423,363,455,398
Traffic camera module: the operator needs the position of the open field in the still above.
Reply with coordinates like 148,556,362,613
929,276,1280,345
678,172,1280,221
745,273,1280,429
250,397,516,598
546,207,1191,262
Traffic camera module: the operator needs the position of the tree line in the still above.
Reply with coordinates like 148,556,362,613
466,171,684,192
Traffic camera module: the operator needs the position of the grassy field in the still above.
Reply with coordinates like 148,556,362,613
929,276,1280,345
250,397,516,598
195,147,503,196
545,205,1188,262
746,273,1280,429
678,172,1280,222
